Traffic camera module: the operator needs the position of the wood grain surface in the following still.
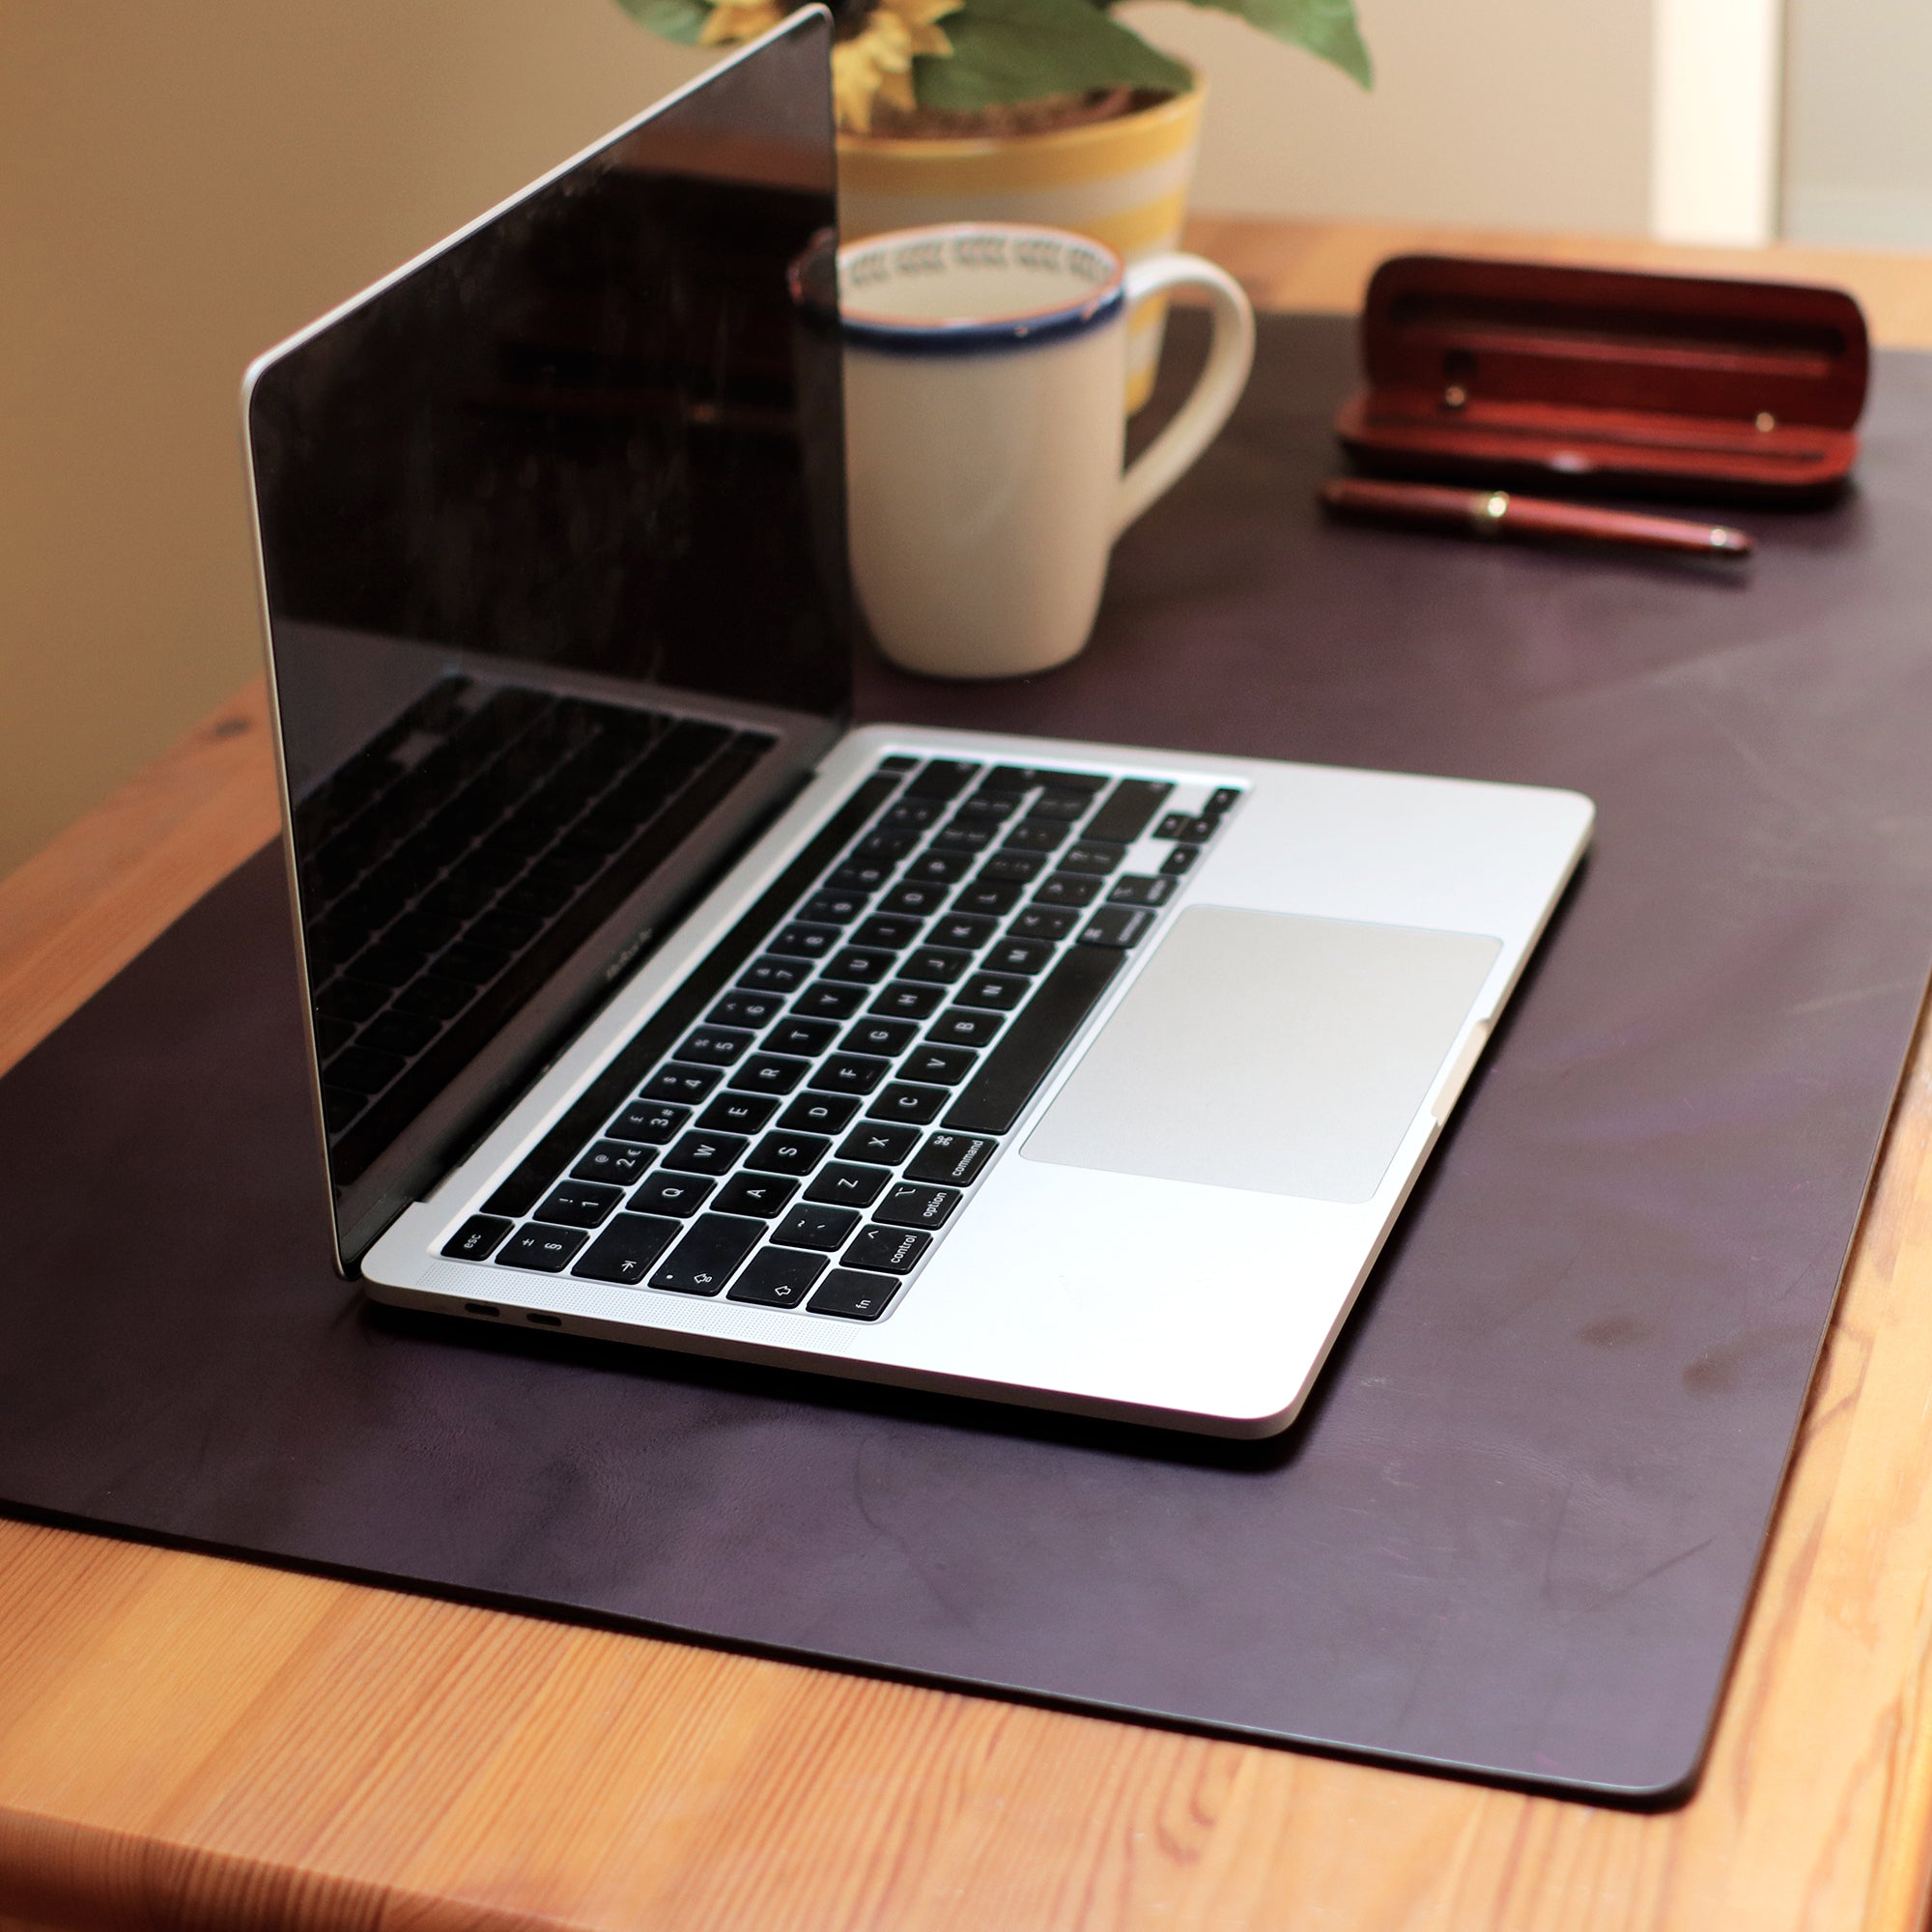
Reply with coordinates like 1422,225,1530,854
6,222,1932,1932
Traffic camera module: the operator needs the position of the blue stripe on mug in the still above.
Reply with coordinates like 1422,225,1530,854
840,283,1126,357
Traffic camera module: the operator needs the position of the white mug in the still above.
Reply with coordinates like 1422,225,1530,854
838,223,1255,680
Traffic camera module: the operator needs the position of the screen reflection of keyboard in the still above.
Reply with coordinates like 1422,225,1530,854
295,676,774,1151
445,754,1241,1323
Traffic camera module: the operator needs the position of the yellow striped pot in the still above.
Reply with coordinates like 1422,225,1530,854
837,83,1204,413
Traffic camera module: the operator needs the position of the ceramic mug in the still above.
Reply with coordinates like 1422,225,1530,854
838,222,1255,680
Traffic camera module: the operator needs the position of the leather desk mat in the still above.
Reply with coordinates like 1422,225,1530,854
7,315,1932,1804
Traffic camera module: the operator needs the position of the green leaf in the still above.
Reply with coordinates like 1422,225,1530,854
915,0,1194,109
1175,0,1372,86
611,0,710,48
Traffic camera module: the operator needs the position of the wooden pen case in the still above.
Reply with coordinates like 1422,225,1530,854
1334,254,1870,503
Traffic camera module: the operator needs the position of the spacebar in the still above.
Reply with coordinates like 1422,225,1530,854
944,945,1125,1135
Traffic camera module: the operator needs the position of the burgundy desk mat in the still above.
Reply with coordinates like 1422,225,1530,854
7,314,1932,1804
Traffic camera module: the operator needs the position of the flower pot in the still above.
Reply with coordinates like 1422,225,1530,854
837,81,1204,413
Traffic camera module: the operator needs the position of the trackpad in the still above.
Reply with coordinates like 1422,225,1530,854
1021,907,1501,1204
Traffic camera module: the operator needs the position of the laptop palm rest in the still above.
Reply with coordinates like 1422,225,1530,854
1020,907,1501,1204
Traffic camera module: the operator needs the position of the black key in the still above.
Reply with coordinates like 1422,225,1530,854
946,946,1125,1134
314,977,387,1022
799,889,867,924
779,1094,860,1133
1028,768,1109,792
955,794,1019,823
840,1017,917,1057
726,1248,828,1309
874,1182,961,1231
907,1132,997,1187
393,976,474,1022
870,980,945,1020
1160,843,1202,877
327,1044,404,1094
495,1224,589,1273
609,1100,687,1144
979,764,1034,793
900,946,972,984
867,1083,950,1125
1009,906,1078,943
826,859,894,894
1034,873,1100,908
983,937,1053,976
766,1017,839,1057
928,913,997,952
662,1130,748,1176
852,829,918,862
1154,811,1216,842
903,850,975,888
1108,873,1177,908
649,1214,764,1295
954,973,1030,1011
1206,786,1242,815
1005,820,1069,852
878,798,943,831
810,1054,892,1095
853,913,923,951
880,881,950,918
808,1270,898,1320
710,991,783,1029
314,1016,359,1059
441,1214,512,1262
806,1163,893,1209
822,947,896,985
904,758,980,800
357,1011,438,1057
713,1172,799,1217
1085,778,1175,844
952,879,1025,919
641,1064,721,1103
841,1226,931,1275
926,1009,1004,1048
932,824,994,853
533,1180,623,1228
630,1171,716,1217
769,922,840,959
747,1130,831,1176
1027,792,1091,823
739,954,811,995
878,753,920,772
728,1054,811,1095
898,1045,977,1086
978,853,1044,885
1079,906,1154,949
838,1122,921,1165
574,1139,656,1185
675,1026,754,1066
774,1204,862,1251
789,980,867,1021
698,1094,779,1134
572,1212,681,1285
1059,840,1128,876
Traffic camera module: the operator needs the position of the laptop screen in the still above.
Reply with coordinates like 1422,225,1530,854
243,13,850,1270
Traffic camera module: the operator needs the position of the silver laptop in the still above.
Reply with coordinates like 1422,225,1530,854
241,11,1591,1437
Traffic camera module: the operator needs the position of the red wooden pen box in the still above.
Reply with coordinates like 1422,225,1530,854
1334,254,1870,503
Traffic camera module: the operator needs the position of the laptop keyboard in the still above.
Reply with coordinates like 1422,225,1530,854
295,675,774,1168
441,754,1243,1322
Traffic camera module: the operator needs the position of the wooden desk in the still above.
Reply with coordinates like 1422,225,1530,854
6,220,1932,1932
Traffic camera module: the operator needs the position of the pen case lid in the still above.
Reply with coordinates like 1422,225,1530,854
1334,253,1870,502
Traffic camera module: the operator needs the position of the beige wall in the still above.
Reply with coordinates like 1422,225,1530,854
1126,0,1651,232
1,0,1652,881
0,2,705,881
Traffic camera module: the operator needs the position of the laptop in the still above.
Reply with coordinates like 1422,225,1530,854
242,9,1591,1437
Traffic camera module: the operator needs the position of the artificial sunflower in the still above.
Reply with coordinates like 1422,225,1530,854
830,0,961,134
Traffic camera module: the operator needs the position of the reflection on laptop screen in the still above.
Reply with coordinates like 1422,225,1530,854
244,14,849,1267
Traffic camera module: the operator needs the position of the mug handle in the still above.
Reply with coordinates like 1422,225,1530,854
1112,254,1257,538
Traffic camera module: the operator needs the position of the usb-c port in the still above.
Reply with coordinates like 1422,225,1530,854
526,1311,563,1327
463,1302,499,1318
